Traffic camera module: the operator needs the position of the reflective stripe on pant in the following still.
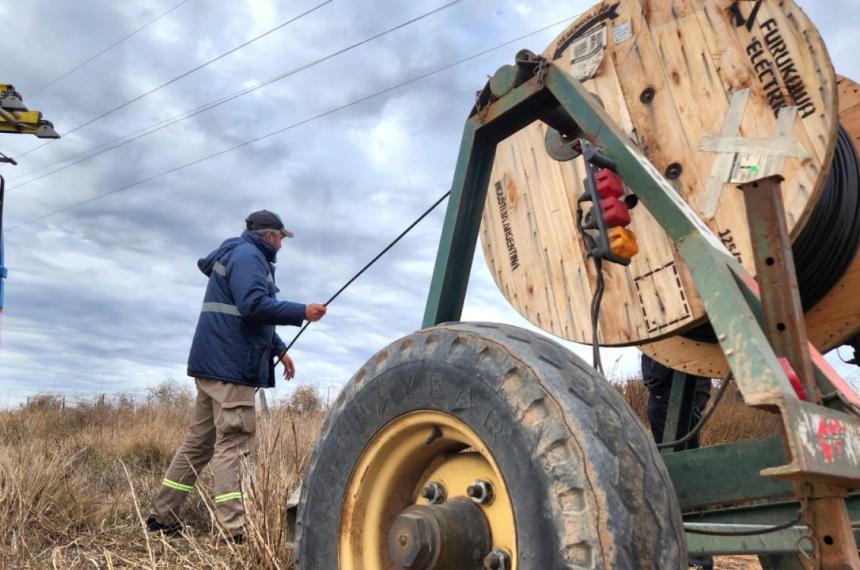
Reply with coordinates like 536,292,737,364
149,378,257,533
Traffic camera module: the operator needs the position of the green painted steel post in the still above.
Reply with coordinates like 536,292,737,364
422,74,562,328
422,121,496,328
661,371,699,453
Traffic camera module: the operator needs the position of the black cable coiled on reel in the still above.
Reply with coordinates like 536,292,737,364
793,125,860,307
682,123,860,343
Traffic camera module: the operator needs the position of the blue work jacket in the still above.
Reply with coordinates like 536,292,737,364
187,230,306,388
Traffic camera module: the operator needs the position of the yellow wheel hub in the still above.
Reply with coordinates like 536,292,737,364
339,410,517,569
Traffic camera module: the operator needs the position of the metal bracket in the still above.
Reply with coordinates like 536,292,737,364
0,84,60,139
0,84,26,112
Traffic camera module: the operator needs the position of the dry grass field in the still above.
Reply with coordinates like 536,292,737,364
0,383,324,568
0,378,779,568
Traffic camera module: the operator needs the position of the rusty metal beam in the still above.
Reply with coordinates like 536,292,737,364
739,176,860,569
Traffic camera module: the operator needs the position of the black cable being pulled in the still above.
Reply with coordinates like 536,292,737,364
655,375,732,450
682,123,860,343
282,189,452,353
684,512,802,536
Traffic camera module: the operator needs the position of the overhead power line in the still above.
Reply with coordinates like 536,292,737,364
14,0,334,161
7,15,574,231
8,0,465,190
28,0,195,99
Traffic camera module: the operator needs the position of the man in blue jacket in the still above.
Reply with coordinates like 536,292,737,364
147,210,326,542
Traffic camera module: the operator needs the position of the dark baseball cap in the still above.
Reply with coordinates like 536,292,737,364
245,210,294,238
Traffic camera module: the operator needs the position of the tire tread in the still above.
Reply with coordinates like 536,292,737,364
296,322,686,569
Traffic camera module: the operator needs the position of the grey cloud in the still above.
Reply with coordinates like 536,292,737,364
1,0,857,405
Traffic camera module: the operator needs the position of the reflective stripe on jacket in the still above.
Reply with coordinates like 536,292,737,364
187,230,306,388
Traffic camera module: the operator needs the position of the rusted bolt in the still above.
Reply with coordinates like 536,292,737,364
466,480,494,505
388,511,437,568
639,86,655,104
665,162,683,180
483,548,511,569
420,481,446,504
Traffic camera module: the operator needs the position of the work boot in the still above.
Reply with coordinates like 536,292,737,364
689,555,714,569
146,515,182,537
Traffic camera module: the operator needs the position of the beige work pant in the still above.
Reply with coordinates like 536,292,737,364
149,378,257,535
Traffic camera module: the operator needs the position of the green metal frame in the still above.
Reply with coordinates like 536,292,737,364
660,370,701,452
422,60,860,556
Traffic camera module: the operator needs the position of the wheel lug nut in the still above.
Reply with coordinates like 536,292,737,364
466,480,494,505
420,481,446,504
483,548,511,569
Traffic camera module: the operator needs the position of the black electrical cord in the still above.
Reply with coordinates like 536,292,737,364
282,189,451,353
590,258,605,375
574,196,605,374
682,123,860,343
655,375,732,450
684,512,803,536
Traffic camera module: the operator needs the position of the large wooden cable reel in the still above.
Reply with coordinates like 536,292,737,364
479,0,859,376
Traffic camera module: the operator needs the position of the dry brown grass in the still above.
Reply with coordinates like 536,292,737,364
0,383,324,568
615,376,783,446
0,377,775,568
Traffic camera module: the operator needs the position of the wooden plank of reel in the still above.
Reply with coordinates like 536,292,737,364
479,0,838,355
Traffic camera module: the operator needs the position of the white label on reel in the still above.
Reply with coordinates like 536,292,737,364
727,152,771,184
570,25,607,81
613,20,633,45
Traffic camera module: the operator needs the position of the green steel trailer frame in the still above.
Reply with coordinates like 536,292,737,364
421,53,860,564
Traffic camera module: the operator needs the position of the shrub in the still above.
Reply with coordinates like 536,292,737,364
290,386,322,414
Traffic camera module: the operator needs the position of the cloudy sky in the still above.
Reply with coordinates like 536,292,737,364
1,0,859,406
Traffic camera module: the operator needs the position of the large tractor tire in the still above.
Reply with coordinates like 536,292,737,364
294,323,686,569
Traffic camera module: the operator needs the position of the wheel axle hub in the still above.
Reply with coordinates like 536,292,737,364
388,499,491,569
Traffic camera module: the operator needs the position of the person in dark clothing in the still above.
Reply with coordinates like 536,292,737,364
641,354,712,448
641,353,713,569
